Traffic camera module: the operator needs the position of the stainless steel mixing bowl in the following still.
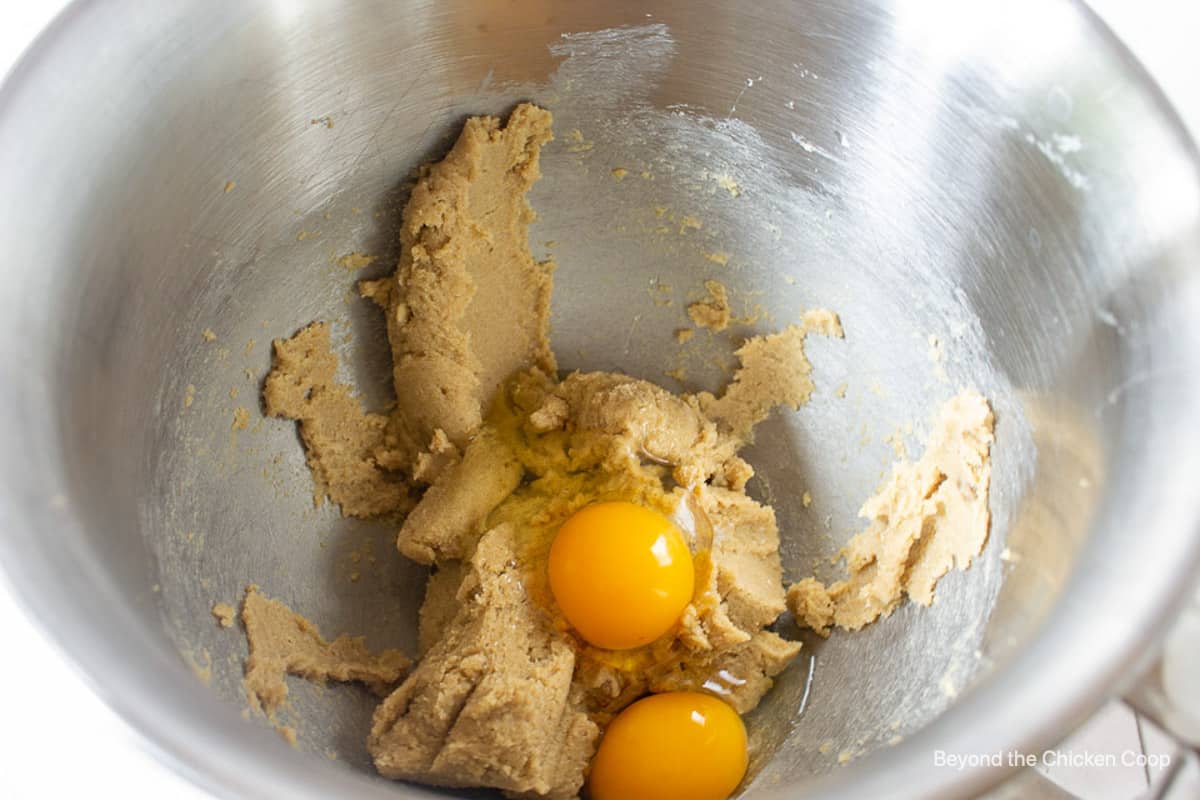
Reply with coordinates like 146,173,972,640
2,1,1199,798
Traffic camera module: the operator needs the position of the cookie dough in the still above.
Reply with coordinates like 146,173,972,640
362,102,556,461
263,322,412,518
250,104,994,798
369,525,597,799
787,390,994,635
241,586,410,715
699,321,838,440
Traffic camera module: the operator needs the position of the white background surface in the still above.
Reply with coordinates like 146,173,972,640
0,2,1197,799
0,6,215,797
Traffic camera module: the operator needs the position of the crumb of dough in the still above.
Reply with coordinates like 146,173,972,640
277,725,298,747
241,585,410,716
231,407,250,431
787,390,994,635
675,328,694,344
802,308,844,338
802,491,812,508
262,322,413,518
835,381,848,398
229,387,239,400
680,215,702,232
565,128,593,153
336,251,376,271
212,602,236,628
244,338,256,356
837,750,854,765
818,740,833,755
715,174,741,197
687,279,732,331
202,328,217,342
223,181,236,193
183,384,195,408
705,251,730,266
665,366,687,381
611,167,628,181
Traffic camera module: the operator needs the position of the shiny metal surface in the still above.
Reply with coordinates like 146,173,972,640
1,1,1198,798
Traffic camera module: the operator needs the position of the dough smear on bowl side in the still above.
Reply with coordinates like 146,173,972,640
786,391,995,636
243,103,995,799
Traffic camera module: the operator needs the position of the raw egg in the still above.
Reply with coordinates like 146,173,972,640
548,501,694,650
588,691,749,800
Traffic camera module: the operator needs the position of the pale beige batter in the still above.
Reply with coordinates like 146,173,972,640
787,390,995,635
249,104,995,799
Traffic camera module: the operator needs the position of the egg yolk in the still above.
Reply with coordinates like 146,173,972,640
588,691,749,800
548,501,694,651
